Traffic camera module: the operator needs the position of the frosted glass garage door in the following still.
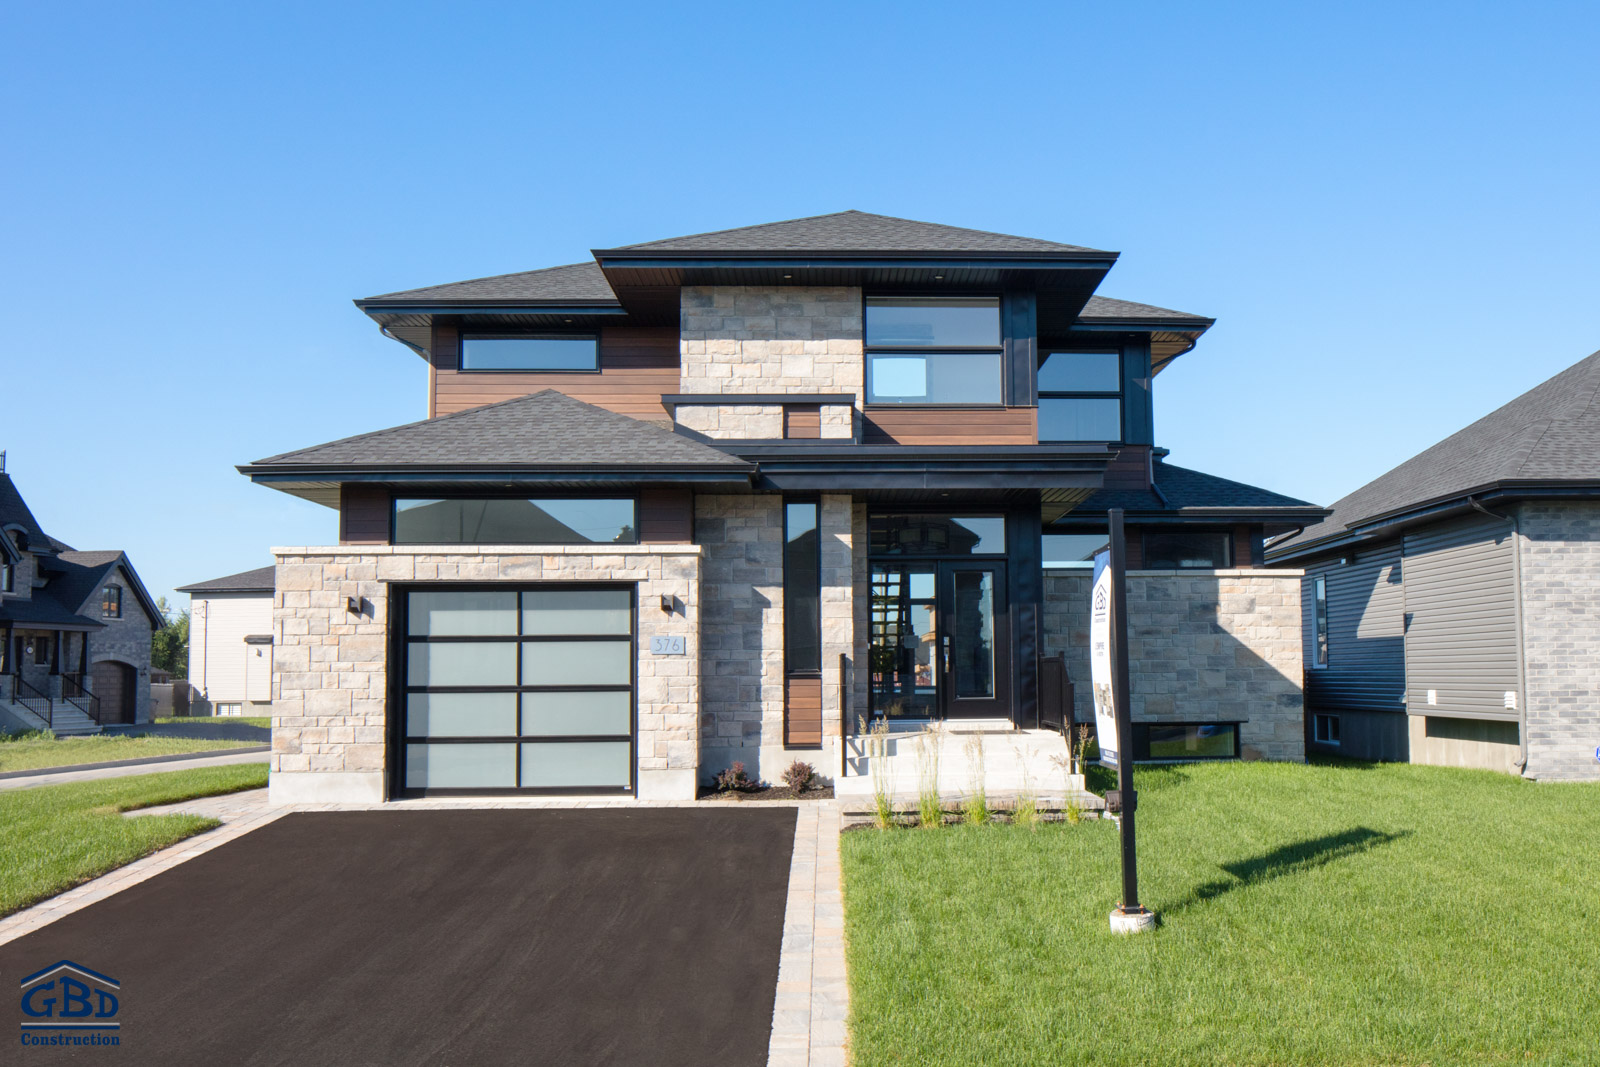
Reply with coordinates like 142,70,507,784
402,587,634,794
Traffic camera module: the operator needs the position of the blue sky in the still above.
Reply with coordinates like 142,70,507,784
3,2,1597,609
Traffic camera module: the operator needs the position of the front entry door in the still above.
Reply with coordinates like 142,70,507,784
869,561,1009,721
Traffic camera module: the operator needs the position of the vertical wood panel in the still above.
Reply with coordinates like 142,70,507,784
785,675,823,747
340,485,391,545
784,406,822,439
639,489,693,544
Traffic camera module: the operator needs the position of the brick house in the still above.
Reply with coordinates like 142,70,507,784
241,211,1325,803
1269,349,1600,780
0,459,164,732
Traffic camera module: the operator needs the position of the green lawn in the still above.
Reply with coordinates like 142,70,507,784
156,715,272,728
0,763,269,916
0,732,259,772
842,759,1600,1066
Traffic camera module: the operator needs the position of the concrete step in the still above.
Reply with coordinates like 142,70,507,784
835,727,1084,798
0,700,103,736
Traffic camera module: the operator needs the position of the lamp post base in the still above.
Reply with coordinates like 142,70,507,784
1109,906,1156,934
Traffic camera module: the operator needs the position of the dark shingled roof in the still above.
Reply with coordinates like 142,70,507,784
0,472,51,552
0,596,102,630
607,210,1107,255
1275,349,1600,554
177,565,276,595
1078,295,1213,325
1072,459,1321,515
250,390,754,470
361,261,616,305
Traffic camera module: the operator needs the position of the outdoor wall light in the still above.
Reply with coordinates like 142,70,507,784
659,594,675,614
346,596,364,616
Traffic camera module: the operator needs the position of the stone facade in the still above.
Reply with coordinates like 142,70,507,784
1044,568,1306,761
674,403,785,440
818,494,855,742
679,286,864,440
1516,500,1600,780
269,544,702,804
87,565,156,724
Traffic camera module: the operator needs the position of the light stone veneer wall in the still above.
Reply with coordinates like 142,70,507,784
1517,500,1600,781
674,404,785,440
1044,569,1306,761
680,286,863,440
269,544,701,804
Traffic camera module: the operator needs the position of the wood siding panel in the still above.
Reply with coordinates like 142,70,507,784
785,675,823,747
340,486,390,545
432,325,679,418
862,407,1037,445
639,489,693,544
784,406,822,439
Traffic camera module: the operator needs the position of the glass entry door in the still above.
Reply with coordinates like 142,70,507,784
869,561,1009,720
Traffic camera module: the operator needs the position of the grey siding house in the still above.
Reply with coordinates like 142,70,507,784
1268,350,1600,780
240,212,1325,804
0,459,164,732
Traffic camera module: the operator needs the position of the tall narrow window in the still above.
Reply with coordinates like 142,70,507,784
0,561,11,593
1313,575,1329,667
1038,350,1122,441
102,586,122,618
864,297,1003,405
784,501,821,673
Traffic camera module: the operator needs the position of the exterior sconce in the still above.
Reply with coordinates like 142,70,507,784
346,596,364,616
659,594,675,614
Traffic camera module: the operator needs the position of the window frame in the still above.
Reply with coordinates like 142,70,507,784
101,585,122,619
0,561,11,594
394,582,637,798
1312,575,1329,668
862,293,1007,408
1131,721,1242,762
867,511,1008,558
1313,713,1341,745
1141,529,1234,570
1037,349,1124,443
390,494,640,546
457,333,601,375
783,498,822,677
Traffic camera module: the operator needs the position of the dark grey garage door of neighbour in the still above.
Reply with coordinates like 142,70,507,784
400,586,635,796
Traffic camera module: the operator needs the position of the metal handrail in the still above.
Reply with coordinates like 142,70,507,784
61,673,102,725
838,653,849,778
7,673,53,730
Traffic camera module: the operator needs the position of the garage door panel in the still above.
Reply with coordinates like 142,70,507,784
522,690,632,735
401,586,636,796
406,743,518,789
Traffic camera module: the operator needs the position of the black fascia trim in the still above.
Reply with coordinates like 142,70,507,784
1069,319,1214,331
726,442,1114,460
662,393,856,407
243,469,752,488
1053,508,1327,525
594,254,1118,270
354,300,624,313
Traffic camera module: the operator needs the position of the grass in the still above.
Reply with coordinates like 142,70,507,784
0,731,259,773
842,758,1600,1066
0,763,269,916
156,715,272,728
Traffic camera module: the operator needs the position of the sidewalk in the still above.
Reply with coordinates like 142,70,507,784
0,749,270,791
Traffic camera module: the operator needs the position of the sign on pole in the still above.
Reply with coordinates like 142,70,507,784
1105,508,1155,933
1089,549,1118,769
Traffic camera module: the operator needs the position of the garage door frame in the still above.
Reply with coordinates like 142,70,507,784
388,582,637,799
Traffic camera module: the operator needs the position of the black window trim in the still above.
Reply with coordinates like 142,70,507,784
390,493,640,546
867,509,1009,560
101,585,122,618
1038,347,1124,444
1140,528,1235,570
862,292,1007,409
457,332,601,375
394,582,637,798
1131,720,1243,762
783,497,822,680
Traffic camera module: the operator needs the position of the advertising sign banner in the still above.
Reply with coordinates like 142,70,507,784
1090,548,1118,768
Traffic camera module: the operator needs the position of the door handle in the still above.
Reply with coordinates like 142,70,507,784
941,635,950,674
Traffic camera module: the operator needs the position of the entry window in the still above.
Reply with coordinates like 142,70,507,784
865,297,1003,405
1132,722,1240,761
869,514,1005,556
394,498,636,545
102,586,122,618
1143,531,1232,569
402,587,634,794
1312,576,1329,667
460,335,598,372
1038,351,1123,442
1043,532,1109,568
869,566,938,720
1314,713,1341,745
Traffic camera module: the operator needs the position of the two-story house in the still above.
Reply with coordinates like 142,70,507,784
241,211,1324,803
0,457,164,732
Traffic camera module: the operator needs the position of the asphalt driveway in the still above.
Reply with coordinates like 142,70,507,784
1,808,797,1066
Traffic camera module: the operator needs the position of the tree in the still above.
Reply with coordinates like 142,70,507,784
151,596,190,678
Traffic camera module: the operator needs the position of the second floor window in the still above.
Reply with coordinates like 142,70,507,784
1038,351,1122,441
393,498,636,545
864,297,1002,405
460,334,598,372
102,585,122,618
1,562,11,593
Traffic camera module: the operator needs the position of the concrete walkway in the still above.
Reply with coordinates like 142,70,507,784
0,749,270,791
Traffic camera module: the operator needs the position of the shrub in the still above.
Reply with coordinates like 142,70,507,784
865,717,896,829
781,760,815,793
714,761,757,793
962,733,989,825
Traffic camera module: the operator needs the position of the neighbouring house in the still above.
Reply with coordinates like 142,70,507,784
240,211,1325,804
1267,350,1600,781
0,457,164,733
176,565,275,717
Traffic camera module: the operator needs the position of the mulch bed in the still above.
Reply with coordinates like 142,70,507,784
699,781,836,802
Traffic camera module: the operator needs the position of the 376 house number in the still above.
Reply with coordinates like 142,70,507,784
649,635,686,656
